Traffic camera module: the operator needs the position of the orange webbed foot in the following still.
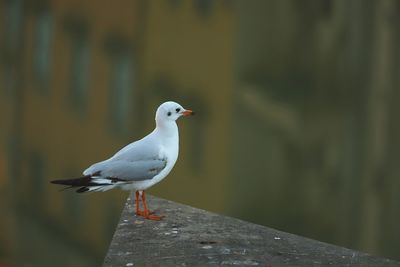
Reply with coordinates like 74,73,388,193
144,213,164,221
134,190,164,220
136,210,156,216
135,211,164,220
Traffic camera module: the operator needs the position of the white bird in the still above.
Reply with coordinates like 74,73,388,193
51,101,194,220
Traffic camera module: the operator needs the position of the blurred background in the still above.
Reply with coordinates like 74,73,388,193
1,0,400,266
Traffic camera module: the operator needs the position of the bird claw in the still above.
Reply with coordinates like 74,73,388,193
136,210,164,220
136,210,155,216
145,214,164,221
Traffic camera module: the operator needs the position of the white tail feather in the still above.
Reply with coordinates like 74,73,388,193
87,185,117,192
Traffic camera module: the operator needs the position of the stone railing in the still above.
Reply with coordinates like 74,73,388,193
103,193,399,266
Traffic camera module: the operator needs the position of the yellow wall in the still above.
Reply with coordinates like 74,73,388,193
0,0,236,256
2,0,141,252
141,0,235,212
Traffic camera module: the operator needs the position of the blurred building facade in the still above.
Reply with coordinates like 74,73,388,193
1,0,142,266
139,0,234,211
1,0,400,266
0,0,234,266
231,0,400,260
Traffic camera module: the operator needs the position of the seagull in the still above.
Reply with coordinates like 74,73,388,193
51,101,194,220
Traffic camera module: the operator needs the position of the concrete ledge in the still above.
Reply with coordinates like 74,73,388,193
103,193,399,267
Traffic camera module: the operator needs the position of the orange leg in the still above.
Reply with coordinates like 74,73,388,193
139,191,163,220
135,191,141,215
135,191,147,216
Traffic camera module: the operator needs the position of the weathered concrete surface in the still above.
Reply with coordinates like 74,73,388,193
103,194,399,267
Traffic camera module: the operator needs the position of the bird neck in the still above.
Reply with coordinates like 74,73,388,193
155,120,178,138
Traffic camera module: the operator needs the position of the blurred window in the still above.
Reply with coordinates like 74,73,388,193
105,35,134,133
195,0,213,17
33,9,53,92
2,0,22,94
2,65,15,95
168,0,182,8
3,0,22,52
64,18,91,113
0,140,8,187
29,151,45,206
321,0,333,17
7,136,19,186
110,55,133,132
70,35,90,111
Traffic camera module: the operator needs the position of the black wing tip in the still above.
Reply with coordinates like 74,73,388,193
76,187,90,193
49,176,92,186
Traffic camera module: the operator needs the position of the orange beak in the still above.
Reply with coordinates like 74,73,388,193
182,110,194,117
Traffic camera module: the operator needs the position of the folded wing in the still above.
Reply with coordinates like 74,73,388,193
88,159,167,181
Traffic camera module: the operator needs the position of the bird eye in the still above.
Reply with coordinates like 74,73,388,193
176,108,181,113
167,112,171,116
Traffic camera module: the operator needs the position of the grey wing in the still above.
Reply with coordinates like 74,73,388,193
85,159,167,181
83,134,165,180
112,135,161,162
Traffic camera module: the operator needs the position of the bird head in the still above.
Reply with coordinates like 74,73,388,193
155,101,194,123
